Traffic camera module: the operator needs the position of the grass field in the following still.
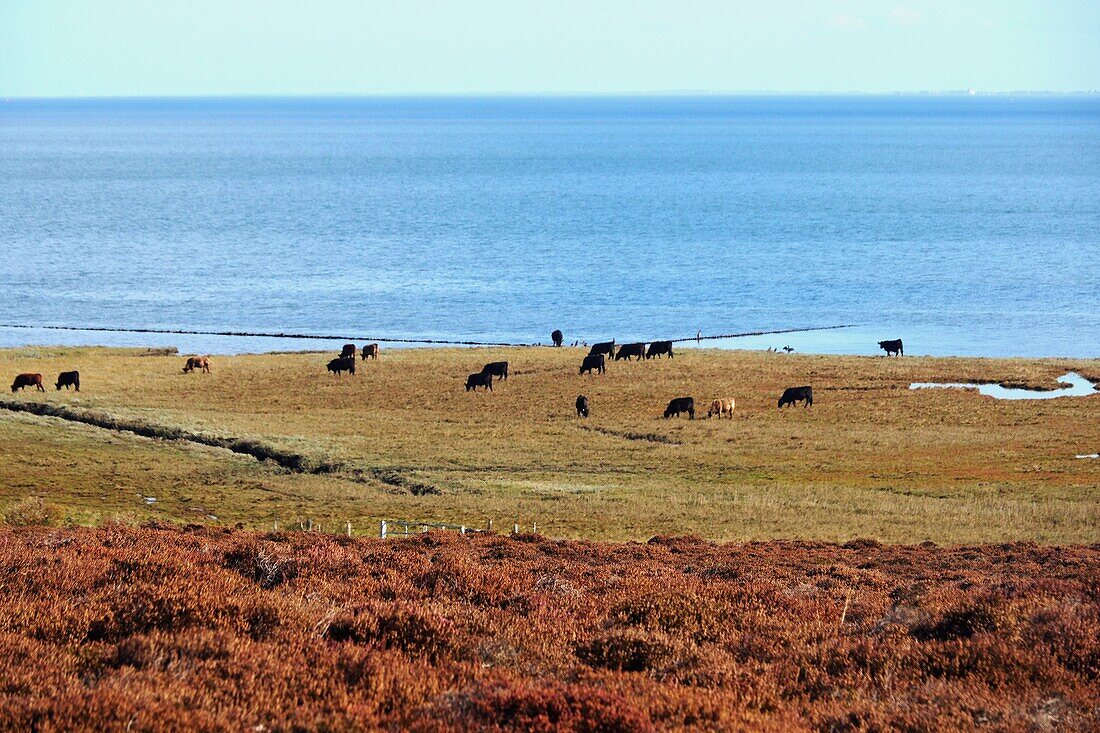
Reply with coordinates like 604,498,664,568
1,345,1097,543
1,524,1096,731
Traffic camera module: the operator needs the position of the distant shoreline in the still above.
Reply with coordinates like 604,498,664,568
5,91,1100,102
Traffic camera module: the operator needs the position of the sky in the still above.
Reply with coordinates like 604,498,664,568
1,1,1098,97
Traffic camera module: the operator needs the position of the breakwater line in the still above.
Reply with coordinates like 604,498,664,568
0,322,857,348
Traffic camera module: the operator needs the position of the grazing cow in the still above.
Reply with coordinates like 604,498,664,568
361,344,379,360
340,344,357,359
481,361,509,381
465,372,493,391
579,354,606,375
327,357,356,376
11,373,44,393
778,386,813,408
664,397,695,420
646,341,674,359
614,343,646,361
182,356,211,374
588,340,616,358
551,330,564,347
708,398,734,419
878,339,904,357
576,395,589,418
55,371,80,391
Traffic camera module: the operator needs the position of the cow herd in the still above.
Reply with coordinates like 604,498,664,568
7,336,905,425
462,332,843,421
10,371,80,393
325,343,381,376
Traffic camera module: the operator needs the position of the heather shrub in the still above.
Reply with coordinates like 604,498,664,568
431,682,654,733
611,590,725,639
575,629,683,673
0,525,1095,731
222,540,298,588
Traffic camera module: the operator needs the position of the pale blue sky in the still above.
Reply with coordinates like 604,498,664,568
2,0,1098,97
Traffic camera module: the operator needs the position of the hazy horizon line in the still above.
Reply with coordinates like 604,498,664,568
5,90,1099,102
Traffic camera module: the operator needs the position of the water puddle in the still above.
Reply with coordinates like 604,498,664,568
910,372,1097,400
1077,454,1098,459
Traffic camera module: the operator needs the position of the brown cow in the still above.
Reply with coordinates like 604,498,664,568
361,343,379,360
340,344,357,359
11,373,45,393
707,398,735,419
182,356,211,374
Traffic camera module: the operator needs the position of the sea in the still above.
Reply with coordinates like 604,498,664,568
1,95,1097,357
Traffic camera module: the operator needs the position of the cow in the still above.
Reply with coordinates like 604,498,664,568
614,343,646,361
708,398,734,419
551,330,564,347
588,340,616,358
361,344,379,360
11,373,44,393
778,386,813,408
576,395,589,418
646,341,674,359
481,361,509,381
579,354,606,375
878,339,904,357
664,397,695,419
465,372,493,391
55,371,80,391
340,344,357,359
327,357,356,376
182,356,211,374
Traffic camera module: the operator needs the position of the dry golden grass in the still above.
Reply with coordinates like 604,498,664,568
1,345,1097,542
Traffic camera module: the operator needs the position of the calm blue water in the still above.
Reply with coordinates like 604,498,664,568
1,96,1098,357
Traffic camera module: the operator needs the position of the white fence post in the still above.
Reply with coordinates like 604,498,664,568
513,523,519,535
346,521,352,537
380,520,387,538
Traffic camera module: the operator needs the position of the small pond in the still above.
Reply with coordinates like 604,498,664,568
909,372,1097,400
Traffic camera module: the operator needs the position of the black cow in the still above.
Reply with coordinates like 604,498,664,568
778,386,813,408
56,371,80,391
646,341,674,359
664,397,695,419
614,343,646,361
878,339,904,357
340,344,357,359
579,354,606,375
576,395,589,418
465,372,493,391
327,357,356,376
551,329,564,347
481,361,509,381
588,340,616,358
